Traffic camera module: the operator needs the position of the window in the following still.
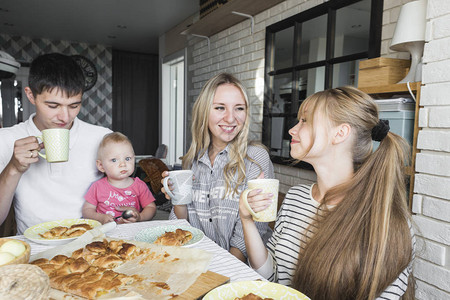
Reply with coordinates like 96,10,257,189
162,54,186,167
263,0,382,168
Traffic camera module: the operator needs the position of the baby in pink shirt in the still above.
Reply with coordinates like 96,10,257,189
83,132,156,224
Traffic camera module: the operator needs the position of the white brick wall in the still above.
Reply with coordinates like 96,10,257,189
412,0,450,298
182,0,450,297
185,0,321,185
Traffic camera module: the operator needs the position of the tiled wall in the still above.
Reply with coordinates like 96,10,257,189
184,0,450,298
0,34,113,128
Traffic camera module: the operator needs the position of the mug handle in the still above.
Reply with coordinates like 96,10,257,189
162,177,176,199
35,135,46,160
241,189,259,219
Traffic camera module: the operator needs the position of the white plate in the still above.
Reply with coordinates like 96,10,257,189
23,219,101,246
134,225,204,247
203,280,310,300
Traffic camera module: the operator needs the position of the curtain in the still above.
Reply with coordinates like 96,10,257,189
112,50,159,155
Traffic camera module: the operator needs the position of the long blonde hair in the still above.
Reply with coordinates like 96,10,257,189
292,87,414,300
181,73,252,195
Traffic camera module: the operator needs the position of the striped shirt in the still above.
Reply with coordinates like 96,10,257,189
170,145,274,257
255,184,415,300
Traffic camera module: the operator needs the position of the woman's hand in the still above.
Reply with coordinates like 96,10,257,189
160,170,173,200
239,189,274,221
115,206,140,223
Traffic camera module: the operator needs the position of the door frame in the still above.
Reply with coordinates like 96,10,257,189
161,49,187,167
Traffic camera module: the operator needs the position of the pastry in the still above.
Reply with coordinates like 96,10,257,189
31,239,144,299
154,229,193,246
234,293,274,300
39,223,93,239
39,226,68,239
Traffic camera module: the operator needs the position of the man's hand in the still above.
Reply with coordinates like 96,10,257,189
11,136,42,173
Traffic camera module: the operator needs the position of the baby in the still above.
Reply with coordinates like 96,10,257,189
82,132,156,224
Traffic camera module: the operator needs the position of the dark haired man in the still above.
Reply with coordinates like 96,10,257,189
0,53,111,233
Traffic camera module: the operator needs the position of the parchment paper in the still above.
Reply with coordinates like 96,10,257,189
31,223,213,300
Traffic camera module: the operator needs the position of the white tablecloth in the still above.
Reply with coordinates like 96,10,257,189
13,219,265,282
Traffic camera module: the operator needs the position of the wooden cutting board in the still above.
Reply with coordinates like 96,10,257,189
174,271,230,299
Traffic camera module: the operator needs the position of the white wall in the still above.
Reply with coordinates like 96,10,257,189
185,0,320,194
384,0,450,298
410,0,450,298
181,0,450,297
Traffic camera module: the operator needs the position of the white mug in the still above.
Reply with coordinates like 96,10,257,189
36,128,69,163
162,170,194,205
241,179,279,222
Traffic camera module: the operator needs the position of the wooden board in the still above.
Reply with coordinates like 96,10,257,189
359,57,410,69
175,271,230,299
358,66,409,88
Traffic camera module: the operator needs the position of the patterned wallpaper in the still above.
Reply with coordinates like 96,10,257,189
0,34,113,128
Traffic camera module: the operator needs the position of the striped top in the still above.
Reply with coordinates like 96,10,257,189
170,144,274,257
255,184,415,300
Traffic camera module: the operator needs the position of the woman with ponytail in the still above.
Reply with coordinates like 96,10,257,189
240,86,415,299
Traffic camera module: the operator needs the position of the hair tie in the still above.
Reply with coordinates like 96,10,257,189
371,119,390,141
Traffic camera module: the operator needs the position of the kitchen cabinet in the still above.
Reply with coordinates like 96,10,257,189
360,82,422,208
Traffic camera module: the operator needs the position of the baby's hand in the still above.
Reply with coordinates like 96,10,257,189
99,213,114,224
115,206,140,223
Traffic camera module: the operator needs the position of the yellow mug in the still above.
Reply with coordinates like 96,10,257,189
36,128,69,163
242,179,279,222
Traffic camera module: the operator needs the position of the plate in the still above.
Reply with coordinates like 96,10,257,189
134,225,204,247
203,281,310,300
23,218,101,246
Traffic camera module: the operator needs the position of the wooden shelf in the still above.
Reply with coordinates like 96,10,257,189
181,0,285,37
361,82,422,208
359,82,420,95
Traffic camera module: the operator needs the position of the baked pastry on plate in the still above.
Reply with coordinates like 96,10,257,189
154,229,193,246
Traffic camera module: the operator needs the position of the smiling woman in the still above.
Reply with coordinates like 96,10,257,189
161,73,275,263
207,83,247,151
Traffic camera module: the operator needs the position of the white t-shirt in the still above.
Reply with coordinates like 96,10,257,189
0,114,111,234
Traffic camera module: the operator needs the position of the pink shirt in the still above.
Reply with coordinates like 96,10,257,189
84,177,155,218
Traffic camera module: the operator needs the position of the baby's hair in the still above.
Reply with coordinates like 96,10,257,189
97,132,133,159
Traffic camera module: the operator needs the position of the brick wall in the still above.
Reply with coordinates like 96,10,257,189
184,0,450,297
412,0,450,298
186,0,318,194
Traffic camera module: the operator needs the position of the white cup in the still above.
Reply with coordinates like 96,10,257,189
162,170,194,205
241,179,279,222
36,128,69,163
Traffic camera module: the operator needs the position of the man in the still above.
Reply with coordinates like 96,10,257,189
0,53,111,234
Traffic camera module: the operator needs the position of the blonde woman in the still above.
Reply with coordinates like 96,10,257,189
240,87,415,299
162,73,273,261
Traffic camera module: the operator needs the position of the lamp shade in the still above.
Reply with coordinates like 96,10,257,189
390,0,427,52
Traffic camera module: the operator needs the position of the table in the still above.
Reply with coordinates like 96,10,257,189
13,219,265,283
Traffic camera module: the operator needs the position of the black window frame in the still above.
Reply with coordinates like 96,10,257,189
263,0,383,169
